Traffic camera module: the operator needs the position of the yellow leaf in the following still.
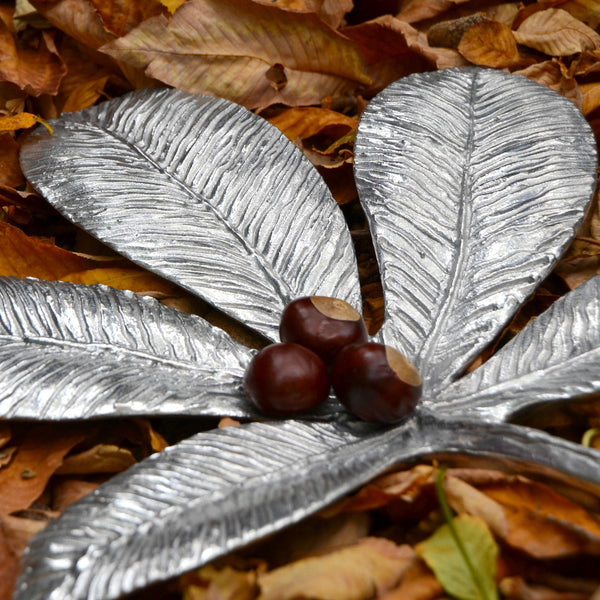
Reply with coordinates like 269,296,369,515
100,0,371,109
160,0,186,13
258,537,415,600
458,21,520,69
61,75,109,113
0,112,37,131
514,8,600,56
267,107,356,142
55,444,136,475
0,222,94,280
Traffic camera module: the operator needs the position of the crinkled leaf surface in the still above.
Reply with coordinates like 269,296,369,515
14,415,600,600
0,277,255,419
436,274,600,421
354,67,596,395
100,0,370,109
20,88,361,341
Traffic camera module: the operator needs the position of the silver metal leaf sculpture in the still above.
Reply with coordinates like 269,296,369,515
12,67,600,599
354,68,597,395
19,88,362,341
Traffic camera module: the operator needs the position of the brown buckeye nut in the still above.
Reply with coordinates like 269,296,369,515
331,342,421,424
279,296,369,366
243,342,330,416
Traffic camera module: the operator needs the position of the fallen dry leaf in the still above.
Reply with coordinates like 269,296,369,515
90,0,166,36
267,106,357,142
514,8,600,56
0,22,67,96
396,0,472,23
514,60,583,109
342,16,436,93
560,0,600,29
0,221,95,280
0,424,89,515
580,81,600,115
61,73,110,112
0,526,19,600
0,112,38,131
55,444,136,475
260,0,353,29
51,478,101,512
181,564,258,600
0,133,24,188
445,475,600,559
101,0,371,109
458,20,521,69
258,538,415,600
379,557,444,600
500,576,590,600
30,0,115,50
0,423,10,449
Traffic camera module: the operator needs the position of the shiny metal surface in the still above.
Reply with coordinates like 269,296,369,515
12,69,600,599
19,88,362,341
354,68,597,396
0,277,257,419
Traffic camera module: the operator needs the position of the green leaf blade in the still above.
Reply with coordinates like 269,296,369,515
416,514,499,600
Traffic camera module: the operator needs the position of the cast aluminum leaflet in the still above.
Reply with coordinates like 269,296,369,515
6,67,600,599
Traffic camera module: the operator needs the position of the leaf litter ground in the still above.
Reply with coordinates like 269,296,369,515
3,0,600,598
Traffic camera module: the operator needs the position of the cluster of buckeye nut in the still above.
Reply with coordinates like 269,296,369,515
243,297,422,424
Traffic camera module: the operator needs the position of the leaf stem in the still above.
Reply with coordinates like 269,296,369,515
435,467,494,600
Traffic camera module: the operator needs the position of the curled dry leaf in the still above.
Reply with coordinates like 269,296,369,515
0,22,66,96
101,0,370,109
89,0,166,36
445,475,600,559
0,133,24,188
378,558,443,600
0,222,95,280
54,444,136,475
581,81,600,115
30,0,115,50
458,20,521,69
258,538,416,600
514,8,600,56
557,0,600,29
342,16,436,93
0,425,88,515
499,576,591,600
267,106,357,143
182,565,258,600
396,0,473,24
514,60,582,109
260,0,353,29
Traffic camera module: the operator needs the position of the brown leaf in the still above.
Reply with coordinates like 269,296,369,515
0,185,54,213
182,565,258,600
51,478,100,512
514,60,582,109
0,526,19,600
0,23,67,96
458,20,521,69
61,73,109,112
445,475,600,559
0,424,89,514
514,8,600,56
581,81,600,115
259,0,353,29
267,106,356,142
0,134,23,187
555,253,600,289
30,0,115,50
100,0,371,109
258,538,415,600
55,444,137,475
0,221,95,280
560,0,600,29
0,513,49,558
500,576,590,600
396,0,472,24
90,0,166,36
342,15,436,93
379,557,444,600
